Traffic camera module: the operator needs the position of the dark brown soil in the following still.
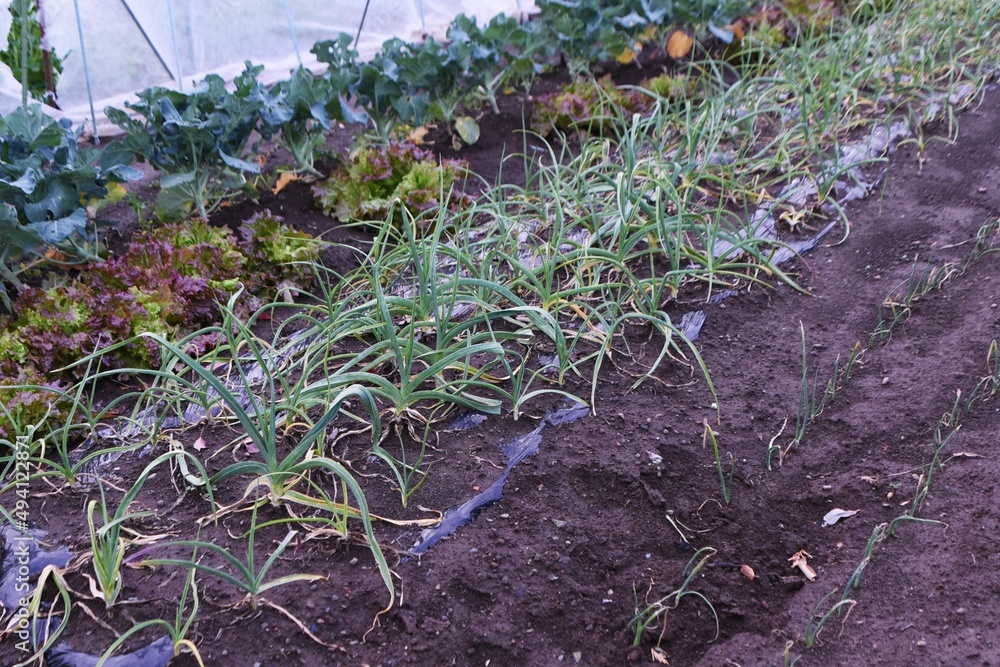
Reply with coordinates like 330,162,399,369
3,75,1000,667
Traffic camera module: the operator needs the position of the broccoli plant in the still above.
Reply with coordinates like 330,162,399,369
352,38,431,142
478,13,546,109
253,36,368,174
0,105,140,309
104,64,265,220
311,32,364,102
536,0,632,78
619,0,752,53
426,16,499,143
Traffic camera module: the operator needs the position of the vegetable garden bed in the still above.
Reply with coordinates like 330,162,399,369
2,0,999,665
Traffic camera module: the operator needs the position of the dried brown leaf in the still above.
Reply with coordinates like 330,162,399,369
788,549,817,581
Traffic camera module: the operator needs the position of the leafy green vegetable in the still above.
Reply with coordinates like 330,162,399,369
636,73,699,102
478,13,546,108
532,73,697,137
419,20,495,141
626,0,750,34
0,215,319,375
256,64,366,175
240,210,322,288
104,64,265,220
311,32,363,102
0,105,141,309
312,142,471,229
0,0,64,105
531,75,641,136
536,0,632,78
353,38,432,141
0,367,76,443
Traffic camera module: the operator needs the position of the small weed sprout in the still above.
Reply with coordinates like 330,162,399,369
702,419,734,504
795,322,811,444
987,340,999,396
96,565,205,666
784,640,801,666
966,339,1000,412
910,390,963,517
630,547,719,649
869,259,957,348
964,217,999,269
842,515,943,602
804,589,856,648
786,324,854,461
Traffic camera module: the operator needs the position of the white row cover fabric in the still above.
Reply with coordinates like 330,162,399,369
0,0,533,135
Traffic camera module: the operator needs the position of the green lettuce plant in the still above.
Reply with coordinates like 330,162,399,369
312,142,471,228
531,75,640,136
2,215,319,371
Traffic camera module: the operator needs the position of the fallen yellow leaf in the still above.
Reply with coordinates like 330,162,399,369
617,45,638,64
104,182,128,205
666,29,694,59
408,126,430,145
273,171,300,194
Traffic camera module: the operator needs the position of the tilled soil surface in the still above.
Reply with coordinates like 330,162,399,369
4,80,999,667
